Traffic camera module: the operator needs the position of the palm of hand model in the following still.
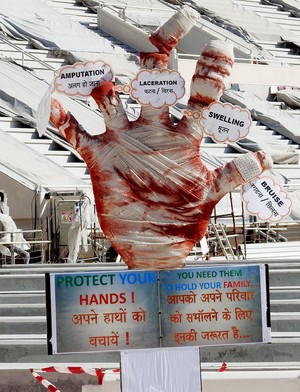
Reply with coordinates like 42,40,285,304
50,6,272,269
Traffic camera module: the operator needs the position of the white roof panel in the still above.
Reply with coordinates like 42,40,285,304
0,0,138,78
0,58,105,136
0,130,87,191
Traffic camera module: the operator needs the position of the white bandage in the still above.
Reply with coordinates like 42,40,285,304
165,5,199,36
153,5,199,44
233,154,262,182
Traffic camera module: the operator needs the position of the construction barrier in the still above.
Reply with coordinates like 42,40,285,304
30,366,120,392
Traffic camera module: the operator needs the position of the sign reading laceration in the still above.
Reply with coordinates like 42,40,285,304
46,264,270,354
129,69,185,108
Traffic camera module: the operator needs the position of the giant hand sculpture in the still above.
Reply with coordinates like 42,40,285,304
50,6,272,270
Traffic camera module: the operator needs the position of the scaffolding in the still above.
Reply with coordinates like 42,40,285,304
204,191,291,261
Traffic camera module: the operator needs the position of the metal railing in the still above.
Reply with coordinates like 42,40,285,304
0,229,51,265
0,32,56,75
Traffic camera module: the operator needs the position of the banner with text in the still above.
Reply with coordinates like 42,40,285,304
46,270,160,354
46,264,270,354
159,264,270,347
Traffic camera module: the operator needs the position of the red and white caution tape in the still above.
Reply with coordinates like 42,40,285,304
30,366,120,391
219,362,228,372
30,369,61,392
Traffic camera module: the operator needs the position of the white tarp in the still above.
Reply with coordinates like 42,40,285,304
189,0,283,43
276,89,300,109
79,0,173,11
0,0,139,78
224,89,300,144
280,34,300,49
80,0,175,26
0,60,97,190
262,0,300,17
263,0,300,48
0,58,105,136
228,130,299,165
0,129,87,191
288,189,300,220
183,0,300,55
121,348,201,392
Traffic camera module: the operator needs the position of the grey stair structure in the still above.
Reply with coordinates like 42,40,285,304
0,263,121,364
0,255,300,364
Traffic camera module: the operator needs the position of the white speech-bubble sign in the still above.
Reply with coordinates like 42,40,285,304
130,69,185,108
199,102,252,143
241,176,292,222
54,60,113,97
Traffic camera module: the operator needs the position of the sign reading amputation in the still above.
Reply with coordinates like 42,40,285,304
46,265,270,354
241,176,292,222
54,60,113,96
198,102,252,143
129,69,185,108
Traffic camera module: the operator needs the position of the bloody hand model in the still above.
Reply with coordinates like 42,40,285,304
50,6,272,270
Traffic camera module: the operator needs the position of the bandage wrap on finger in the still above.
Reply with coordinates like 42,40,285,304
149,5,199,55
233,154,263,182
189,41,234,108
164,5,199,37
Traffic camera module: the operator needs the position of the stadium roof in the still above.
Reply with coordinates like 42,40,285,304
0,0,299,219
